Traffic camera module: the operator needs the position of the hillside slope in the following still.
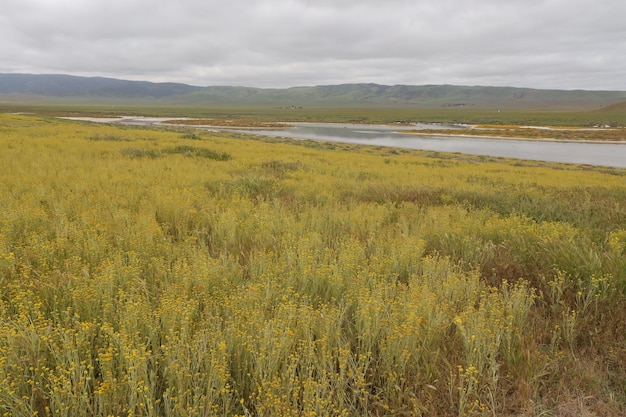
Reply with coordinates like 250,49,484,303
1,73,626,109
0,73,197,98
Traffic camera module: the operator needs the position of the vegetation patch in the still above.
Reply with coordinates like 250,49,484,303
164,144,231,160
260,160,305,177
88,133,134,141
164,118,289,128
407,126,626,141
119,147,162,158
180,131,202,140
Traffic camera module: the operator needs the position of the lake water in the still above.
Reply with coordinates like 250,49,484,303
62,117,626,168
234,123,626,169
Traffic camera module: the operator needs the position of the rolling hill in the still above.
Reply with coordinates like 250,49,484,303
1,73,626,109
0,73,197,98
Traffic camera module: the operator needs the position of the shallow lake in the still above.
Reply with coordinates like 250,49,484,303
235,123,626,169
63,117,626,168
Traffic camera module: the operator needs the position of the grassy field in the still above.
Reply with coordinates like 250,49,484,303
2,101,626,127
1,112,626,416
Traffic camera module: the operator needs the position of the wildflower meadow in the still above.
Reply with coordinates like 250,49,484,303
1,113,625,416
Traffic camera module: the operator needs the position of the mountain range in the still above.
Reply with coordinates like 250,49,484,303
1,73,626,109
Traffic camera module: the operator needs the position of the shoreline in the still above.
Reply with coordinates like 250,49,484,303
395,130,626,144
58,116,626,144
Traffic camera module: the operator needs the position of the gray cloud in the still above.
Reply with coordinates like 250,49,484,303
2,0,625,90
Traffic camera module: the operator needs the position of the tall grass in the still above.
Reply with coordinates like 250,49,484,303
1,113,625,416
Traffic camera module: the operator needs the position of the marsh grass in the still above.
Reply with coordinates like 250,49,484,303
1,113,626,416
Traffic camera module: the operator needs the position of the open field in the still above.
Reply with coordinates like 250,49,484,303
1,113,626,416
3,102,626,144
2,101,626,128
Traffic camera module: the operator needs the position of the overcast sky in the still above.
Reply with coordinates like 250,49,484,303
2,0,625,90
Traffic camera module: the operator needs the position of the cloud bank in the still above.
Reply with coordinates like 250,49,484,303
2,0,625,90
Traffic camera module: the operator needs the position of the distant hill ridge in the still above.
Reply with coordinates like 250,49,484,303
0,73,197,98
1,73,626,109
